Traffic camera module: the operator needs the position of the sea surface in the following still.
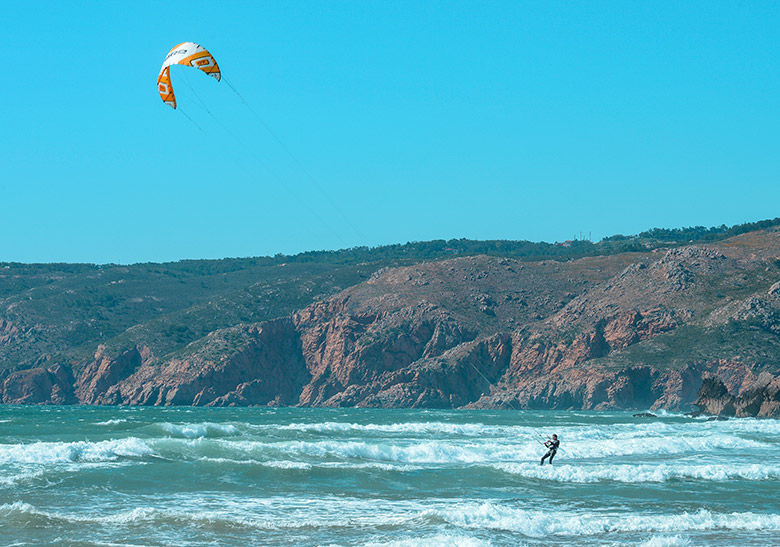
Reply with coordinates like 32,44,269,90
1,406,779,546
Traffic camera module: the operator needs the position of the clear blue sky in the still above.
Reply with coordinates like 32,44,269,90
2,1,779,264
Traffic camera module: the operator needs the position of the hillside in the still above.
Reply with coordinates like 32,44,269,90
2,219,780,415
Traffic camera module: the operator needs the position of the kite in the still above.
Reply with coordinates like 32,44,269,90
157,42,221,109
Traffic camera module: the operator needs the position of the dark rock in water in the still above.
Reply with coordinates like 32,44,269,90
707,416,729,421
633,412,657,418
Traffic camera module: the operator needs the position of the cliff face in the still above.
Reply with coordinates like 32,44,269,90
2,364,75,404
76,318,310,407
694,373,780,417
0,319,20,347
5,228,780,414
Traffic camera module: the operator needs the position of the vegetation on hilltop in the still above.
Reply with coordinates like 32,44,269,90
602,217,780,245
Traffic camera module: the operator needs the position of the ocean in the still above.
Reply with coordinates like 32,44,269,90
1,406,778,546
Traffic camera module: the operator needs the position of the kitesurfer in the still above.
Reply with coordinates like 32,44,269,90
540,434,560,465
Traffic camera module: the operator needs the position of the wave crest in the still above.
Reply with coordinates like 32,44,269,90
0,438,154,465
494,462,780,483
158,422,239,438
427,504,780,536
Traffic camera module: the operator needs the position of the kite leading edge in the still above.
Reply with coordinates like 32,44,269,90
157,42,221,109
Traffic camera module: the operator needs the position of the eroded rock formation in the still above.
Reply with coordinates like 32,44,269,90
693,373,780,417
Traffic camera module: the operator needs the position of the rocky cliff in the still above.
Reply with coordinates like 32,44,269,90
693,373,780,418
3,227,780,415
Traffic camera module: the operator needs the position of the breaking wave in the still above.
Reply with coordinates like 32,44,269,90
493,462,780,483
213,432,768,464
3,500,779,539
364,535,490,547
1,430,771,476
2,408,778,545
0,498,410,530
638,536,693,547
0,468,47,487
94,419,128,426
425,504,780,537
0,438,154,465
158,422,240,438
273,421,522,436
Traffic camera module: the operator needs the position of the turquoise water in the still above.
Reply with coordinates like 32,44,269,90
1,407,779,546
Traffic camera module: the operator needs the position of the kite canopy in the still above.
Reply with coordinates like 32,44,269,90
157,42,221,109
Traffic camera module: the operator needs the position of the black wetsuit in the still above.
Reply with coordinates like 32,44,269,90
540,439,560,465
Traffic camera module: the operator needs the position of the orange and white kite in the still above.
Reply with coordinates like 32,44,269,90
157,42,221,109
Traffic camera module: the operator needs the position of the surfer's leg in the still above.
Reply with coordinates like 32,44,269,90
548,451,556,464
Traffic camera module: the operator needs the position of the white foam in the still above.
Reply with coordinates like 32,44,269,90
6,497,778,540
0,501,37,515
639,536,693,547
159,422,239,438
0,502,197,527
247,418,779,463
263,460,313,470
0,498,410,529
197,455,422,472
270,419,692,441
215,429,771,466
5,419,761,471
156,417,779,463
428,504,780,536
274,421,515,437
319,461,423,472
643,409,685,418
494,462,780,483
0,438,154,464
199,457,313,470
706,418,780,435
249,439,513,464
363,535,491,547
94,419,127,426
553,433,767,459
0,468,47,487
